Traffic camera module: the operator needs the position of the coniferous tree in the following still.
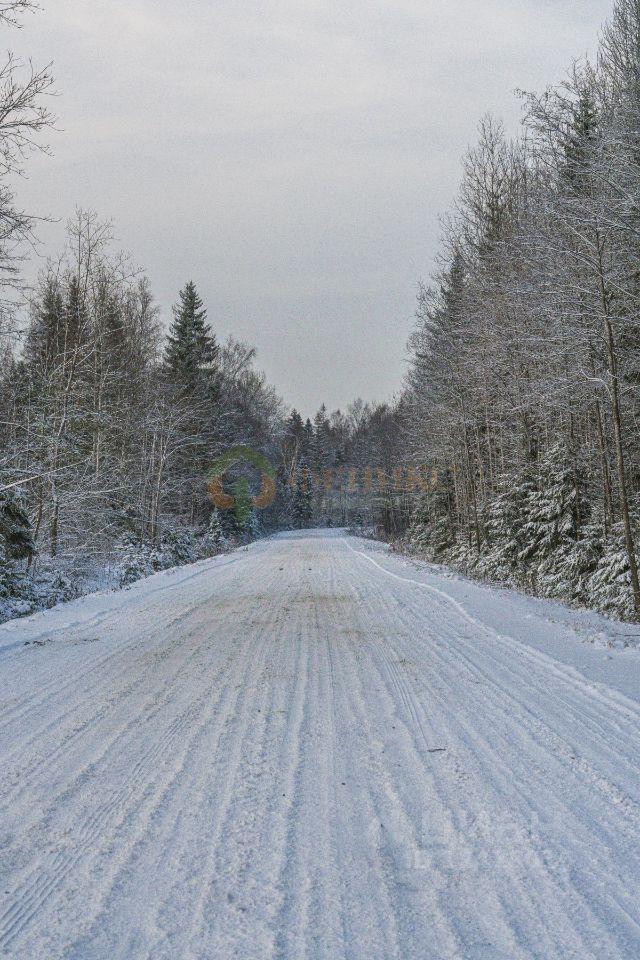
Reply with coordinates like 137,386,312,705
164,281,218,390
0,492,35,560
24,276,64,368
292,457,313,529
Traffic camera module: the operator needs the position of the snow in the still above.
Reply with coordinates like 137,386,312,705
1,529,639,959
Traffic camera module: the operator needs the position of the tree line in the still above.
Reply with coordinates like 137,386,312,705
0,207,289,612
400,0,640,620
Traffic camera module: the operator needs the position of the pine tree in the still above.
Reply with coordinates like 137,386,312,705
0,492,35,561
282,409,305,500
286,410,304,442
292,457,313,529
25,276,64,368
311,404,333,471
63,276,89,355
164,281,218,390
564,89,599,186
302,418,314,458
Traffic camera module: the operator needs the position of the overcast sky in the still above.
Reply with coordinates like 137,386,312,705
14,0,612,416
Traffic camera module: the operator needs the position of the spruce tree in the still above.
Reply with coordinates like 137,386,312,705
164,281,218,390
0,492,35,561
302,418,314,459
63,276,89,354
292,457,313,529
564,90,598,186
312,404,331,472
207,509,226,548
25,276,64,368
285,410,304,447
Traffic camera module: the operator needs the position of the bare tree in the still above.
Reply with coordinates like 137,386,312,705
0,0,54,297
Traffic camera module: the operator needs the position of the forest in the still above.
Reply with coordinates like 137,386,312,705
3,0,640,622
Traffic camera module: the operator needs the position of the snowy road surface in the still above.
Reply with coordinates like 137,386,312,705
1,530,640,959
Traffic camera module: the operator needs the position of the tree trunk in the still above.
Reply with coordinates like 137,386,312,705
597,251,640,617
50,491,59,558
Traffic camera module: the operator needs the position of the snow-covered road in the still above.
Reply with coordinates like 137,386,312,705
1,530,639,959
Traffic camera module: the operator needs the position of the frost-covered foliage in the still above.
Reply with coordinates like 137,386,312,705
0,492,35,561
0,555,84,623
410,471,456,558
0,498,235,622
406,447,639,620
587,526,637,621
0,492,38,621
206,509,226,549
114,519,230,589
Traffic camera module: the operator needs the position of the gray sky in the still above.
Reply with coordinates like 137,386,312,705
15,0,611,416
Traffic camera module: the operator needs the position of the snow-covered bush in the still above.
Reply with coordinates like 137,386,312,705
0,493,38,621
406,447,640,620
114,535,154,587
585,524,637,621
113,519,230,590
159,528,199,566
0,552,84,622
407,477,456,560
207,509,226,547
0,548,27,621
0,508,238,624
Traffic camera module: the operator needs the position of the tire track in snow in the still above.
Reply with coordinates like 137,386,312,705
345,539,640,816
269,588,352,960
0,601,202,740
0,593,271,956
61,628,270,960
367,627,623,958
343,540,640,957
180,605,287,959
0,548,250,728
374,558,640,842
0,696,201,951
335,583,528,959
0,605,227,842
343,540,640,725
